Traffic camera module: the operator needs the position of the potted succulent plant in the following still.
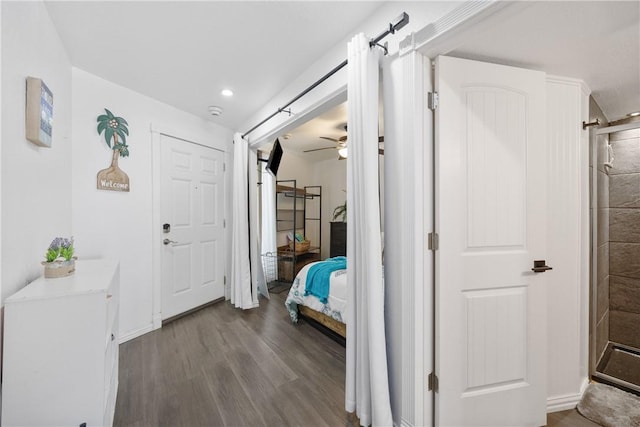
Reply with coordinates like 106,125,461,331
42,237,76,278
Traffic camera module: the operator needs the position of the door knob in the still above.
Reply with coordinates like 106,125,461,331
531,260,552,273
163,239,178,245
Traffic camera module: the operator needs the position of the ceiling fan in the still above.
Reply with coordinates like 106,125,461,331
304,135,347,153
303,134,385,159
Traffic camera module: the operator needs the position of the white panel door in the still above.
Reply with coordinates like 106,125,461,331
161,135,224,320
435,56,547,426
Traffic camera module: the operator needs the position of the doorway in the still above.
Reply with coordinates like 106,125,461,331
591,117,640,394
258,101,350,293
160,134,225,320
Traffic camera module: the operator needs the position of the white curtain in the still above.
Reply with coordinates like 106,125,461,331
230,133,254,309
261,163,278,282
345,34,392,426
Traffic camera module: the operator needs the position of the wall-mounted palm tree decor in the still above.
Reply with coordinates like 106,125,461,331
96,109,130,192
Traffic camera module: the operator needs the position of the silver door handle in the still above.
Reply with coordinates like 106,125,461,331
163,239,178,245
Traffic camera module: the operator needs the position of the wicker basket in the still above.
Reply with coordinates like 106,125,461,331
289,240,311,252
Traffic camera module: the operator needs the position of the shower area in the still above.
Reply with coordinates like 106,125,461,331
590,100,640,394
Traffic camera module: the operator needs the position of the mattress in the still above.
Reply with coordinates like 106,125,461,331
285,260,347,324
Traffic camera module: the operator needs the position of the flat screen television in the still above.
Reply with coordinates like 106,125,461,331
266,138,283,177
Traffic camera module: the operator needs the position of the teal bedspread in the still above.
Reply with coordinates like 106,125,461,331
304,256,347,303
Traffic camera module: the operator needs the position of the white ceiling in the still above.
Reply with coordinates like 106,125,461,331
442,1,639,123
44,1,383,131
44,0,639,154
273,101,348,162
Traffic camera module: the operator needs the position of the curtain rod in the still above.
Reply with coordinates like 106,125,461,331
241,12,410,139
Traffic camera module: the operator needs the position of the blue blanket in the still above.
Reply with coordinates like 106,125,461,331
304,257,347,303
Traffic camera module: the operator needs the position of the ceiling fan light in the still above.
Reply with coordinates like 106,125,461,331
338,147,348,159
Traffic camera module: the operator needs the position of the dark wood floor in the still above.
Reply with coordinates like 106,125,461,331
114,292,600,427
114,292,351,427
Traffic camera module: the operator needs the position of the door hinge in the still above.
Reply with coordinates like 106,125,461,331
428,92,439,110
428,372,439,392
223,219,226,228
224,275,226,285
428,232,439,251
223,163,226,172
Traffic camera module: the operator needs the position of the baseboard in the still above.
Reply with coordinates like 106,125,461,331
119,323,154,344
547,378,589,413
152,313,162,330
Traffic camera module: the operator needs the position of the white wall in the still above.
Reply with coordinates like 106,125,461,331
71,68,233,341
275,150,314,188
545,76,591,411
1,1,72,302
270,151,347,257
312,158,347,259
273,150,314,248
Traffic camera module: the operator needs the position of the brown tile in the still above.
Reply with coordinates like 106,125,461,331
610,310,640,348
610,275,640,314
547,408,601,427
610,208,640,243
597,243,609,284
600,346,640,386
596,310,609,361
610,173,640,208
597,208,609,245
610,242,640,278
610,128,640,141
597,170,609,208
597,275,609,321
609,138,640,175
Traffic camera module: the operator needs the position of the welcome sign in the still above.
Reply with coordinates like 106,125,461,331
96,109,130,192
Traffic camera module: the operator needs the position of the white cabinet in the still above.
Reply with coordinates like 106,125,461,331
2,259,120,427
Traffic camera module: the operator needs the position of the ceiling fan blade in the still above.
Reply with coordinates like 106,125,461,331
304,146,338,153
320,136,340,143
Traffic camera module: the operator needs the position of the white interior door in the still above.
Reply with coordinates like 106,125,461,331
435,55,547,426
161,135,225,320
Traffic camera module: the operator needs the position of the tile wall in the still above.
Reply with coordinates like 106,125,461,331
591,97,610,363
608,126,640,349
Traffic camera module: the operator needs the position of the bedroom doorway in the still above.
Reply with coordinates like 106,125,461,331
256,100,352,342
261,101,349,286
256,97,385,342
160,134,225,320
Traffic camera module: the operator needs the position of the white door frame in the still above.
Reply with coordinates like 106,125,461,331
150,124,230,329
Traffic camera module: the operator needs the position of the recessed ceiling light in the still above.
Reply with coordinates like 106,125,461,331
282,133,292,140
221,89,233,97
627,111,640,117
208,106,223,116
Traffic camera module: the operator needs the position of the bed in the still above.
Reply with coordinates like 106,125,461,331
285,258,347,338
